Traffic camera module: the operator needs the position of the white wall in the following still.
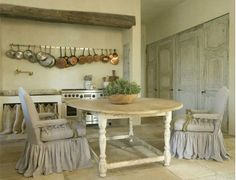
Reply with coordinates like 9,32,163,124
145,0,235,135
0,0,141,90
1,18,122,90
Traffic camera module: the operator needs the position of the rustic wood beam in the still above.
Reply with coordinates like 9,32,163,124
0,4,135,29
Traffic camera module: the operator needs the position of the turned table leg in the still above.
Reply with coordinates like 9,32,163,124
98,114,107,177
164,111,172,166
129,118,134,142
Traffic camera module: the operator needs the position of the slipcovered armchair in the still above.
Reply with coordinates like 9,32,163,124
16,87,92,177
170,87,229,162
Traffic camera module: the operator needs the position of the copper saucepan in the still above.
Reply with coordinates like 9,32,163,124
78,48,86,64
86,48,93,63
108,49,113,60
100,49,105,62
56,46,67,68
64,47,69,67
68,47,78,66
93,48,100,62
102,49,109,63
110,49,119,65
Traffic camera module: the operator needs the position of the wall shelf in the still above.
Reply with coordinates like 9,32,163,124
0,4,136,29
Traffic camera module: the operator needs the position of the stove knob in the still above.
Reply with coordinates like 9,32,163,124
76,94,79,97
72,94,75,97
92,94,96,98
64,94,68,97
68,94,71,98
100,94,103,96
80,95,83,98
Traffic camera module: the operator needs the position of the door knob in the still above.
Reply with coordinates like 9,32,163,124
169,88,174,91
201,90,206,94
177,89,183,91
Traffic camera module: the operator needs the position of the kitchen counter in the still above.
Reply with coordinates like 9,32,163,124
0,89,60,96
0,95,62,131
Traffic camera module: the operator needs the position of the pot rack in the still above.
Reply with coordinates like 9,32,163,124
9,43,115,50
9,43,115,51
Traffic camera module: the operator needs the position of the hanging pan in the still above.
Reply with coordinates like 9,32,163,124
56,46,67,68
110,49,119,65
68,47,78,66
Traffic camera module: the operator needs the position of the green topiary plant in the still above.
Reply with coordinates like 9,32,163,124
104,79,141,96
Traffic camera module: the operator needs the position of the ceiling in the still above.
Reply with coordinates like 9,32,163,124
141,0,186,24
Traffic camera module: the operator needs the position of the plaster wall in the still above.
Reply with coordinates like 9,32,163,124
0,0,141,90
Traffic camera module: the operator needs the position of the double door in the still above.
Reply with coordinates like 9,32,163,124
146,15,229,131
146,37,174,99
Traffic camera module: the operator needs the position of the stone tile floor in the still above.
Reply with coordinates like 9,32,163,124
0,120,234,180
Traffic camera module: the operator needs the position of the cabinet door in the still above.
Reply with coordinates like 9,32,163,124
175,28,200,115
146,43,157,97
157,38,174,99
123,43,130,81
200,15,229,132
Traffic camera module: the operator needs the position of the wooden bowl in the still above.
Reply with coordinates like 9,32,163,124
108,94,138,104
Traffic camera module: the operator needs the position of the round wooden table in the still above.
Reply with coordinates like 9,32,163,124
66,98,183,177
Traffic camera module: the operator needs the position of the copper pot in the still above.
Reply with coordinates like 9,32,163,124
56,46,67,68
78,48,86,64
102,49,109,63
110,49,119,65
108,49,113,60
100,49,105,62
68,47,78,66
93,48,100,62
86,48,93,63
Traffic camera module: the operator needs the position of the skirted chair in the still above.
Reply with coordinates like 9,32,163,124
16,87,92,177
170,87,229,162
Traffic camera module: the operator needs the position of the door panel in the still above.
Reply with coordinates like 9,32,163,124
157,38,173,99
175,29,199,115
123,43,130,81
200,15,229,132
146,43,157,97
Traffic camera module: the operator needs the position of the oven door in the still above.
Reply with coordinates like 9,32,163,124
61,103,79,118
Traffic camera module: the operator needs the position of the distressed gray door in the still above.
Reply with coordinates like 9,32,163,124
123,43,130,81
157,38,174,99
175,28,200,115
146,43,157,97
200,15,229,132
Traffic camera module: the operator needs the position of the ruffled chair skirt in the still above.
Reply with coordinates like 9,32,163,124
170,131,229,162
16,137,92,177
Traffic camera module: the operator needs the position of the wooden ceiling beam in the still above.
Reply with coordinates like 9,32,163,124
0,4,136,29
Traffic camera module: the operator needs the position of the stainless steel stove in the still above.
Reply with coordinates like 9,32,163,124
61,89,104,124
61,89,104,100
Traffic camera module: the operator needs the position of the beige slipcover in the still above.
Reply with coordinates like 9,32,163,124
0,104,16,134
170,87,229,162
16,87,92,177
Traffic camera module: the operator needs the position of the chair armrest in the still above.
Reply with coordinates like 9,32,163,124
191,109,209,114
39,113,57,119
192,113,220,119
35,119,68,128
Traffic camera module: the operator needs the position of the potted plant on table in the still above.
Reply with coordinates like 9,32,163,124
104,79,141,104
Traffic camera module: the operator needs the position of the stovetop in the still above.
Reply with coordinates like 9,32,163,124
61,88,103,91
61,88,104,99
